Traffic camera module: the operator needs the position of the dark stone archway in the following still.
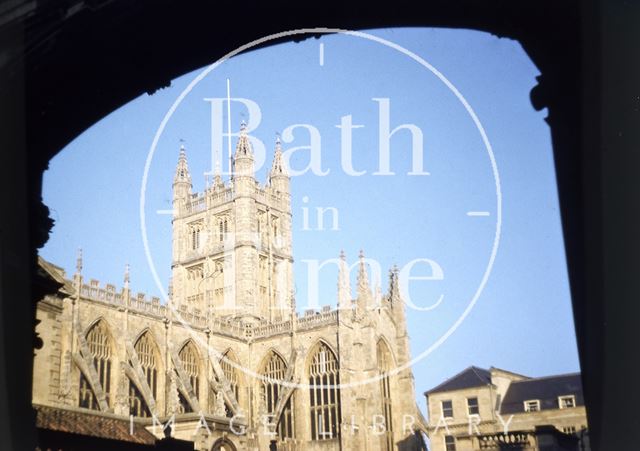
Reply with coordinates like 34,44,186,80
1,1,639,450
211,437,237,451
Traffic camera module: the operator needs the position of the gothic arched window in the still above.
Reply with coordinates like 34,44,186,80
377,340,394,450
261,351,294,439
78,320,112,410
178,341,200,413
218,350,240,417
129,381,150,418
218,217,229,242
190,223,201,250
211,438,237,451
78,373,96,410
192,229,198,250
129,331,158,417
180,341,200,397
309,342,341,441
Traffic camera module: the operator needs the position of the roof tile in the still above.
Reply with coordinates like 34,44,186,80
35,404,157,445
500,373,584,414
425,366,492,395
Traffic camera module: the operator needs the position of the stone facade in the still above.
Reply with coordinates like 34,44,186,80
32,125,426,451
425,367,589,451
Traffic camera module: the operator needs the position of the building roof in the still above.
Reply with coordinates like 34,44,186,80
35,404,157,445
425,366,492,395
500,373,584,414
37,256,75,295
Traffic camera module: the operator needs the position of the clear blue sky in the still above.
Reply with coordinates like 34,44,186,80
40,28,580,413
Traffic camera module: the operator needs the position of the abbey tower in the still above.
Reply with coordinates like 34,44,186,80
171,122,293,322
32,124,427,451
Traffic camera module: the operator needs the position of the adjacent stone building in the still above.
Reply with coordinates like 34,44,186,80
424,366,589,451
32,124,427,451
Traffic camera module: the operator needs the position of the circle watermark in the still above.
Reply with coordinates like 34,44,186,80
139,27,502,391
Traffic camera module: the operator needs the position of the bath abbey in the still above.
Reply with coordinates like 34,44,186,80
32,124,426,450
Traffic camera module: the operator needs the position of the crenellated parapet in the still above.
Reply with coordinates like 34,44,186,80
181,187,234,217
254,184,290,212
251,307,339,340
77,278,166,318
178,183,289,219
72,269,349,343
70,245,407,346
